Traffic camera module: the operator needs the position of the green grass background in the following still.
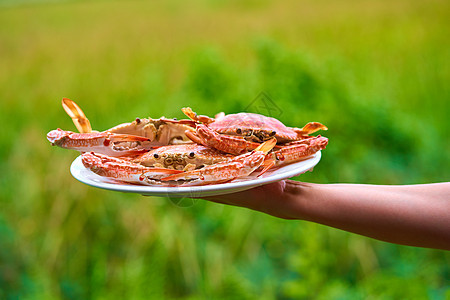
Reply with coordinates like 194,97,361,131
0,0,449,298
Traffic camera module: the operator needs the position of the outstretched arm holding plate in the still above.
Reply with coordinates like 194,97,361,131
202,181,450,250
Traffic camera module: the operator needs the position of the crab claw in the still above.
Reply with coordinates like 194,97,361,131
293,122,328,136
257,135,329,177
161,138,276,186
47,128,151,156
181,107,216,124
186,124,261,155
82,152,183,185
62,98,93,133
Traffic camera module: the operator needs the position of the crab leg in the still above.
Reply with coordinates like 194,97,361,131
161,138,276,186
47,128,151,156
82,152,183,185
186,124,261,155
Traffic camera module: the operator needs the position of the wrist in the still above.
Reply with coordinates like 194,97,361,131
277,180,318,220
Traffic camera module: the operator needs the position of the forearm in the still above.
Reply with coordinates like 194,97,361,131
287,182,450,250
203,181,450,249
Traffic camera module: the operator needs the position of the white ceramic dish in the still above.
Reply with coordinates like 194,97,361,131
70,151,322,197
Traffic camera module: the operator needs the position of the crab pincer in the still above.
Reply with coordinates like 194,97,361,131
160,138,277,186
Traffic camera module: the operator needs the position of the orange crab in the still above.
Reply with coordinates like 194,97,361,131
81,139,276,186
47,98,197,156
79,135,327,186
180,107,328,173
182,107,328,155
160,138,277,186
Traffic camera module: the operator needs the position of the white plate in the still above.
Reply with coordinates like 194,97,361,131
70,151,322,197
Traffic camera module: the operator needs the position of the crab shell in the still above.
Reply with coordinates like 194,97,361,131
133,144,234,171
194,112,327,143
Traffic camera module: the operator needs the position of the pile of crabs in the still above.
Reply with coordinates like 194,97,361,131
47,99,328,186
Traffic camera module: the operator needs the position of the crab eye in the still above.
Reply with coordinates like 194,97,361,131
236,128,242,134
135,118,141,124
271,130,277,136
189,152,195,158
153,153,159,159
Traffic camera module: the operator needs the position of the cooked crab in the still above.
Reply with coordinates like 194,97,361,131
80,134,328,186
160,138,277,186
47,98,197,156
133,143,234,170
81,140,274,186
79,143,235,185
181,107,328,155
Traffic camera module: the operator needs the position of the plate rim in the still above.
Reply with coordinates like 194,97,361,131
70,151,321,197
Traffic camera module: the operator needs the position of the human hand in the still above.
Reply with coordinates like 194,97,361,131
200,180,312,219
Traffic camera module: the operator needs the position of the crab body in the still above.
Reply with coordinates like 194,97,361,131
80,141,273,186
134,144,234,170
208,112,302,143
80,143,235,185
161,138,277,186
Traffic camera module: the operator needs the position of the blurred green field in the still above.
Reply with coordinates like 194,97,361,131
0,0,449,299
